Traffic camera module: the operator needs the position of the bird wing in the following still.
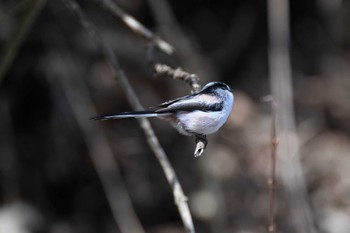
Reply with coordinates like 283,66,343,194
156,94,195,108
156,93,223,113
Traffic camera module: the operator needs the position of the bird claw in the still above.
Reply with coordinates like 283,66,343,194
194,146,204,157
194,135,207,157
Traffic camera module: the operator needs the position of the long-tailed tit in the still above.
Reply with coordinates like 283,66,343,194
92,82,234,149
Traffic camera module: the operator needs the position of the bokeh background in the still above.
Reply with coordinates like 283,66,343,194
1,0,350,233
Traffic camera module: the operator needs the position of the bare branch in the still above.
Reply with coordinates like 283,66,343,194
62,1,196,232
267,0,317,232
262,96,278,233
154,63,201,93
95,0,174,55
47,52,146,233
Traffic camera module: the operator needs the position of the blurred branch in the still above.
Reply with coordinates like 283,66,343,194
59,2,146,233
48,52,145,233
262,95,278,233
0,0,46,86
62,1,196,232
269,103,277,233
267,0,317,233
50,53,145,233
94,0,174,55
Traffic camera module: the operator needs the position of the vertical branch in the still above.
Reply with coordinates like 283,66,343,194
62,1,196,232
267,0,317,233
262,95,278,233
263,96,278,233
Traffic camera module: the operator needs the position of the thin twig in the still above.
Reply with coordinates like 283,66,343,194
62,1,195,232
154,63,201,93
146,42,200,92
94,0,174,55
269,102,278,233
0,0,46,86
262,95,278,233
267,0,317,232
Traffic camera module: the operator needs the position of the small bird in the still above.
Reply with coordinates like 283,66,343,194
92,82,234,148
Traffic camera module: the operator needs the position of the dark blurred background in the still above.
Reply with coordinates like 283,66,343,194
0,0,350,233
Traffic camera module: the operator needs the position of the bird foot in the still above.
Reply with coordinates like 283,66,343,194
194,135,207,157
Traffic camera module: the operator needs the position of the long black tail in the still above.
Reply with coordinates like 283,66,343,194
91,110,170,121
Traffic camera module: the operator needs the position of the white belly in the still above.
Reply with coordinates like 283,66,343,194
177,110,229,135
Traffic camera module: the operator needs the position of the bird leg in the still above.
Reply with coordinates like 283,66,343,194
194,135,207,157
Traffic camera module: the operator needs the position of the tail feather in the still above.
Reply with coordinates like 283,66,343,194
91,110,170,121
